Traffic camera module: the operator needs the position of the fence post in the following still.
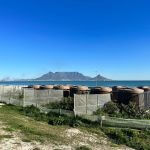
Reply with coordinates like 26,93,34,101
100,116,105,128
74,94,76,117
9,91,11,104
35,89,38,108
100,119,102,128
86,94,88,115
97,94,99,109
74,109,76,117
23,88,25,107
59,109,62,115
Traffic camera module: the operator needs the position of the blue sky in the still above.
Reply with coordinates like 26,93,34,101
0,0,150,80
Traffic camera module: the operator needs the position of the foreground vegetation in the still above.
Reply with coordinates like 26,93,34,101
94,101,150,119
44,97,74,110
0,105,68,144
44,99,150,150
1,103,150,149
103,127,150,150
0,104,124,150
93,101,150,150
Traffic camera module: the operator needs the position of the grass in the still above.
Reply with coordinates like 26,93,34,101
44,97,74,110
2,104,150,150
0,104,106,149
76,146,91,150
0,105,69,144
0,104,126,150
102,127,150,150
0,135,13,140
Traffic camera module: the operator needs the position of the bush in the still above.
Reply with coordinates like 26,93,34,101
44,97,74,110
102,128,150,150
103,101,119,116
94,101,150,119
20,105,48,121
20,105,95,127
117,102,150,119
94,101,120,117
76,146,91,150
21,105,40,116
48,116,66,125
48,115,87,127
93,108,106,116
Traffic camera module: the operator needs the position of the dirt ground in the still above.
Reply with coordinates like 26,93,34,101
0,122,134,150
0,103,134,150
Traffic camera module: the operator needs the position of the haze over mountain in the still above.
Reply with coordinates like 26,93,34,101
36,72,110,81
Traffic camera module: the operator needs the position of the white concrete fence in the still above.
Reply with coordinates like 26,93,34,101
0,85,111,115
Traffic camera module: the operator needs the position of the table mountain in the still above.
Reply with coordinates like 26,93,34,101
36,72,110,81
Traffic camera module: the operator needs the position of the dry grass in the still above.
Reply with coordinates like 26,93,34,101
0,105,133,150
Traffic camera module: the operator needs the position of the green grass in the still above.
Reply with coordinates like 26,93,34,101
44,97,74,111
0,135,13,140
76,146,91,150
102,127,150,150
0,105,69,144
2,104,150,150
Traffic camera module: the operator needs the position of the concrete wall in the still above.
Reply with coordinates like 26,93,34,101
0,86,64,107
0,86,23,105
143,92,150,109
23,88,63,106
74,94,111,115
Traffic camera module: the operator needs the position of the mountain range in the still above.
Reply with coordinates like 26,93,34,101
35,72,111,81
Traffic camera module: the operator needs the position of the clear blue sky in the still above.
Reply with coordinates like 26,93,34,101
0,0,150,80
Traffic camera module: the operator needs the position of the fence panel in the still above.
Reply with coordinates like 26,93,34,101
39,106,74,116
143,92,150,109
23,89,64,107
74,94,111,115
0,86,23,106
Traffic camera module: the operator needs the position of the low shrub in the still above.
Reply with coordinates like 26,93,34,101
76,146,91,150
94,101,150,119
103,101,120,115
44,97,74,110
94,101,120,117
48,115,92,127
20,105,48,121
102,128,150,150
20,105,95,127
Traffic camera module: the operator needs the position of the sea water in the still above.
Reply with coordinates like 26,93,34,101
0,81,150,87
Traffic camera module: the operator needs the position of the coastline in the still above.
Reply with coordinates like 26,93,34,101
0,80,150,87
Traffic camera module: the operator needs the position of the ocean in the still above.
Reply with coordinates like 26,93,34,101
0,81,150,87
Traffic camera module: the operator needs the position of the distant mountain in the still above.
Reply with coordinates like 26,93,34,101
35,72,111,81
91,75,110,81
0,77,13,81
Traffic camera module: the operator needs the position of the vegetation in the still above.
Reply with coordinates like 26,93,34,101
92,101,150,150
0,104,68,143
94,101,150,119
21,105,49,122
102,127,150,150
76,146,91,150
0,104,119,149
17,104,150,149
21,105,97,127
44,97,74,110
2,103,150,149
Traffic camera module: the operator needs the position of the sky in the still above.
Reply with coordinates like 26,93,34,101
0,0,150,80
